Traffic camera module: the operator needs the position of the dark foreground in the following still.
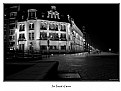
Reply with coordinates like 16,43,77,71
4,52,119,81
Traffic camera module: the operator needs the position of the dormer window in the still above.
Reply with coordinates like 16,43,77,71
28,9,37,20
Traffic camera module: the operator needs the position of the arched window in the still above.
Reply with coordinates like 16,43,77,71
60,33,66,41
40,32,47,40
40,21,47,30
49,23,55,30
60,24,66,31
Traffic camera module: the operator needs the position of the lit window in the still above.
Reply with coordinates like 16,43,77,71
19,33,25,40
49,33,59,40
19,44,24,50
29,23,34,30
61,45,66,50
40,22,47,30
32,32,34,40
60,33,66,41
49,23,55,30
40,32,47,40
19,24,25,31
49,46,58,50
29,32,34,40
55,24,58,31
60,25,66,31
28,9,37,20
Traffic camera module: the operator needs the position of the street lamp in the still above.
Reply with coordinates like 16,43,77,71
109,48,111,52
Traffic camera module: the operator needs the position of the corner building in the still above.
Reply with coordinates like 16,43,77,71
14,6,84,54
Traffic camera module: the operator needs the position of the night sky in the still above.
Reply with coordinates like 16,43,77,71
5,4,119,52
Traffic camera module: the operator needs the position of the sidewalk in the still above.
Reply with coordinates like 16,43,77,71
87,52,119,57
5,61,59,81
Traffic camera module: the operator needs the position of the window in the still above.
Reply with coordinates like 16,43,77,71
9,24,15,29
40,22,47,30
28,10,36,20
55,24,58,31
29,33,31,40
40,32,47,40
49,23,58,31
9,42,15,47
40,45,47,50
61,45,66,50
9,36,15,41
19,33,25,40
10,12,17,18
9,20,15,23
29,23,34,30
32,32,34,40
49,33,59,40
19,24,25,31
49,46,58,50
9,36,12,40
9,29,15,35
54,33,59,40
60,33,66,41
30,12,35,18
19,44,24,50
49,23,55,30
60,25,66,31
29,32,34,40
68,35,70,41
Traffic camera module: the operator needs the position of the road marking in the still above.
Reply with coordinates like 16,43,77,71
71,65,83,66
71,64,87,67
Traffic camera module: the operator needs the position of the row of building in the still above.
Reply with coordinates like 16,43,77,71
4,5,95,54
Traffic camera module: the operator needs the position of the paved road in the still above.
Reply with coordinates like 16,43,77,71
42,52,119,81
4,52,119,81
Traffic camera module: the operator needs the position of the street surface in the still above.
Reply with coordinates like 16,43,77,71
41,52,119,81
4,52,119,81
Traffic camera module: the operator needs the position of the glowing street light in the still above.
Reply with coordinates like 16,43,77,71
109,48,111,52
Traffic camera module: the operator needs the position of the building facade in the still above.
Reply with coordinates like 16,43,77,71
4,5,20,51
14,6,84,54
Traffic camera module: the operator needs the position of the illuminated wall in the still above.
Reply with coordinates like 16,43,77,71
14,6,84,53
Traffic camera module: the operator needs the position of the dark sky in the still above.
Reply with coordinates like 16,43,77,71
5,4,119,52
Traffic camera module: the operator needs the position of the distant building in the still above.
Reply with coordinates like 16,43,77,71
6,5,84,53
4,5,20,51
